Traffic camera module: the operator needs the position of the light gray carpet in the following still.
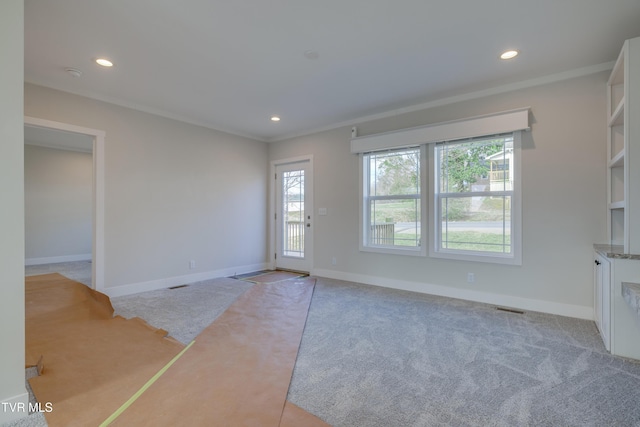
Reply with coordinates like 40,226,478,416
288,278,640,426
25,261,92,287
112,277,253,345
12,263,640,426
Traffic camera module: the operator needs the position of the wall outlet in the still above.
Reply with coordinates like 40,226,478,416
331,257,337,266
467,273,475,283
189,260,196,269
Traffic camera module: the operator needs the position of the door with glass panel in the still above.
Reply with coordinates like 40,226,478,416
275,160,312,272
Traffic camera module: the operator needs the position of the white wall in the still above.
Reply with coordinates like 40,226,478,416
0,1,28,423
269,71,608,319
24,144,92,264
25,84,269,295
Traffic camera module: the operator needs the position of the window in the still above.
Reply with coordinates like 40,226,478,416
361,147,425,255
353,108,527,264
431,132,521,264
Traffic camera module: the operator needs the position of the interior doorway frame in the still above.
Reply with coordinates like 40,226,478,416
269,155,314,272
24,116,106,291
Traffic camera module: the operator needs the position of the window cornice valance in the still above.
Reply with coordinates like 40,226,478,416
350,107,530,154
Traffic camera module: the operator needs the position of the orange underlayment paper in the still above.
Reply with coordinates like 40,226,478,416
110,276,325,426
25,273,329,427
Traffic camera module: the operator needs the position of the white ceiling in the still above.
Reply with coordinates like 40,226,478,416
24,0,640,142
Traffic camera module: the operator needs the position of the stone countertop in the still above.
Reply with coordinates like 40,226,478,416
594,244,640,260
622,282,640,319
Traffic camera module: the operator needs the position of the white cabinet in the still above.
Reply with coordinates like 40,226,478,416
593,252,610,351
593,247,640,359
607,37,640,253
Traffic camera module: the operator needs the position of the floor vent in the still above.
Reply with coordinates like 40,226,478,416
169,284,188,290
495,307,525,314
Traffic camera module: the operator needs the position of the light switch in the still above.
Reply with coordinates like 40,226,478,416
318,207,328,216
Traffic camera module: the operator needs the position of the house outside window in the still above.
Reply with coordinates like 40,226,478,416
353,108,527,265
430,132,521,264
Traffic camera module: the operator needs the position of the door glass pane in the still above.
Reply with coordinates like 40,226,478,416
283,169,304,258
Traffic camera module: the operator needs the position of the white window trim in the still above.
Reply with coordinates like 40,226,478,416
356,109,528,264
428,131,522,265
359,146,427,257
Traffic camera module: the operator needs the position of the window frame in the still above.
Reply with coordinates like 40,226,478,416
428,131,522,265
359,146,427,257
353,109,528,265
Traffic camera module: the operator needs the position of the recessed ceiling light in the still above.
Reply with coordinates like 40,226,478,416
95,58,113,67
271,116,281,122
500,50,519,60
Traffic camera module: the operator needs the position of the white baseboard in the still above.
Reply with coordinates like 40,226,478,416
25,253,92,266
102,262,269,298
0,390,29,424
312,268,594,320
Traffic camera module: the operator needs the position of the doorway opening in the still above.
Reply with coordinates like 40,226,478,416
24,117,105,291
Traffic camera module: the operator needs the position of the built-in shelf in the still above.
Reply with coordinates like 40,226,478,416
609,150,625,168
609,98,625,127
609,201,626,210
608,54,625,86
606,37,639,254
596,37,640,362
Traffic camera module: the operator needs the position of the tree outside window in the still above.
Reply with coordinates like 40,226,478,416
436,135,514,255
364,147,421,249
